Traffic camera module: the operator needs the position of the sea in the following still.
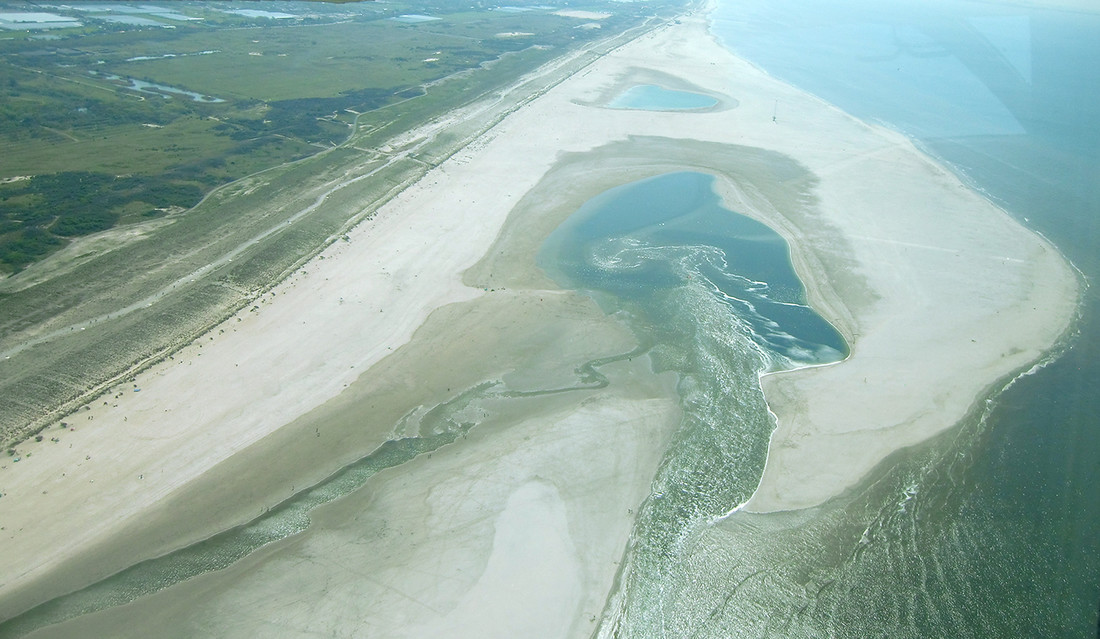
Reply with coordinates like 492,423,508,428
592,0,1099,636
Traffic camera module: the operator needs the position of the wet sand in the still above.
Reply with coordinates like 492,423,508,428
0,3,1080,635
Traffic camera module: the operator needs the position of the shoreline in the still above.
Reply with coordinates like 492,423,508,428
0,3,1081,634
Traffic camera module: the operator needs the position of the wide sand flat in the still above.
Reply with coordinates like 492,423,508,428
0,3,1079,634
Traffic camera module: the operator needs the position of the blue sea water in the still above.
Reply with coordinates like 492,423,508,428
594,0,1100,636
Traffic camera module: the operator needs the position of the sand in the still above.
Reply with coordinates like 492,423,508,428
0,2,1080,635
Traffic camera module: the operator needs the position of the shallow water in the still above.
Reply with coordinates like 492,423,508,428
91,72,224,103
538,171,852,635
123,78,224,103
589,0,1100,636
0,343,643,636
607,85,718,111
539,171,846,369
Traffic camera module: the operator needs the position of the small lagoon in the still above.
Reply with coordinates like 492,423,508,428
124,78,224,103
392,14,441,24
93,72,225,103
607,84,717,111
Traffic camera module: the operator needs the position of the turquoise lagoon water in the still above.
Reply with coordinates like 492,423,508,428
539,171,846,368
608,84,718,111
591,1,1100,637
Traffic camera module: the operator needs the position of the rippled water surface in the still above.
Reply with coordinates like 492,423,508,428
581,0,1100,636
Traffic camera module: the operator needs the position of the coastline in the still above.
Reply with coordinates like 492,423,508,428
0,3,1081,634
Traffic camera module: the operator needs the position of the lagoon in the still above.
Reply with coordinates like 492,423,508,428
93,72,224,103
539,171,846,368
607,84,717,111
124,78,223,103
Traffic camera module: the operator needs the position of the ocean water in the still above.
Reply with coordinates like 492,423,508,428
591,0,1100,636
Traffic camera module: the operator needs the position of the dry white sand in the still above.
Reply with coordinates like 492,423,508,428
0,3,1080,634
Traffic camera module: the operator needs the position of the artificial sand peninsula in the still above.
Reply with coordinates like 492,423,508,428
0,5,1079,637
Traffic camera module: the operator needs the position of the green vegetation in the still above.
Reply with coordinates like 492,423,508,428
0,0,693,445
0,0,665,274
0,172,202,270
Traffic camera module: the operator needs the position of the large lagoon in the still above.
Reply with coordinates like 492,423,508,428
540,171,846,368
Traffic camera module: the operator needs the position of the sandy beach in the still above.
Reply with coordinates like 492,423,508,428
0,3,1079,635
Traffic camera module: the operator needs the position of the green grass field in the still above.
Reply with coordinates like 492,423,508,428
0,0,690,445
0,0,659,274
